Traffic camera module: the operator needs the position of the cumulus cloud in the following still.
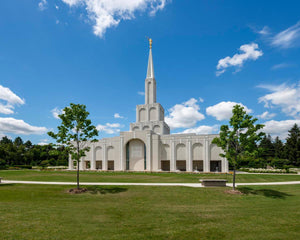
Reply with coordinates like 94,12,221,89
114,113,124,119
61,0,168,38
216,43,263,76
0,117,47,135
257,111,276,120
262,119,300,140
181,125,219,135
38,139,50,146
38,0,48,11
206,101,252,121
51,107,64,119
165,98,205,129
271,21,300,48
0,85,25,115
96,122,123,134
258,83,300,118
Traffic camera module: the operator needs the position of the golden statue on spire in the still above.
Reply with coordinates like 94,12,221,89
149,38,152,49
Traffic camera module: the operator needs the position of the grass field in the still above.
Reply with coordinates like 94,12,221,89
0,183,300,240
1,170,300,183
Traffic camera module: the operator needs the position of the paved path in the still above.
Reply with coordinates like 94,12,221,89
2,180,300,188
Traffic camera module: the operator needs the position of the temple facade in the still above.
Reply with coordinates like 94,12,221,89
69,40,228,173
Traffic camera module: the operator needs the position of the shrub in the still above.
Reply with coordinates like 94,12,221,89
13,165,32,169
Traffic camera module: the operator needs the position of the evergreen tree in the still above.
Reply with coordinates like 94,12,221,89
285,124,300,166
259,134,275,160
273,136,284,159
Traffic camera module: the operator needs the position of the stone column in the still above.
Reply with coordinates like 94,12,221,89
204,137,210,172
68,155,73,170
120,136,124,171
80,157,84,170
187,140,192,172
146,133,151,171
91,144,96,170
170,141,176,171
103,144,107,170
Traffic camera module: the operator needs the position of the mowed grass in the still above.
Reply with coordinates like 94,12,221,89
0,184,300,240
1,170,300,183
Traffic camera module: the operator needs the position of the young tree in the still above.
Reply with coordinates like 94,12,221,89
48,103,98,190
212,105,264,190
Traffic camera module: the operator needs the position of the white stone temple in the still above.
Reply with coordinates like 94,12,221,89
69,39,228,173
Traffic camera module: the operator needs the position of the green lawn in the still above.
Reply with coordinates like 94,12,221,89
0,184,299,240
1,170,300,183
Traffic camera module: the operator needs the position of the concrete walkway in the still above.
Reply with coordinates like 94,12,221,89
2,180,300,188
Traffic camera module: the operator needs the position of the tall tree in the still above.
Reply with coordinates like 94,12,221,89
48,103,98,190
273,136,284,159
212,105,264,190
259,134,275,160
285,124,300,167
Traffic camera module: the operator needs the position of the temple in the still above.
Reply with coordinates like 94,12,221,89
69,39,228,172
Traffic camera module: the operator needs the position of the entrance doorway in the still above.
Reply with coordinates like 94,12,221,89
126,139,146,171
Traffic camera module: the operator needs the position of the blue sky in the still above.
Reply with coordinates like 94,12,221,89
1,0,300,144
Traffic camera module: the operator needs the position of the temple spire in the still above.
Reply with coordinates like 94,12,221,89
146,38,154,79
145,38,156,104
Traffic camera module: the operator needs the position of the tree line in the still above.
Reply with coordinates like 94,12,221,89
238,124,300,169
0,136,68,169
0,124,299,170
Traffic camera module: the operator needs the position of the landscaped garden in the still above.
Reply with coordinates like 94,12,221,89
0,182,300,240
1,169,300,183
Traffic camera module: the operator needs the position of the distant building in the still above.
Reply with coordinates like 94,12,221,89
69,40,228,172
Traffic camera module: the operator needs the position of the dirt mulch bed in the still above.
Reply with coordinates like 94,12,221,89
224,189,243,195
68,188,88,194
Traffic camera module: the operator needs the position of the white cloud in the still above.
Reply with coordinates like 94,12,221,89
199,97,204,103
271,63,293,70
216,43,263,76
257,111,276,120
0,117,47,135
38,139,49,146
55,5,59,10
262,119,300,140
61,0,168,38
114,113,124,119
38,0,48,11
181,125,219,135
271,21,300,48
51,107,63,119
206,101,252,121
165,98,205,129
258,26,271,35
96,122,123,134
0,85,25,115
138,91,145,96
258,83,300,118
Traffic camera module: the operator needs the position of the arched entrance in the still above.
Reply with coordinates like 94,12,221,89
126,139,146,171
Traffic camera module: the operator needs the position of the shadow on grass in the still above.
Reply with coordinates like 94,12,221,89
85,186,128,195
238,187,293,199
0,183,16,187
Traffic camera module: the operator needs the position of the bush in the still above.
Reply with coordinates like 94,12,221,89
13,165,32,169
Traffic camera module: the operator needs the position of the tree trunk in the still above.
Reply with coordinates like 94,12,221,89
77,159,80,190
233,167,236,191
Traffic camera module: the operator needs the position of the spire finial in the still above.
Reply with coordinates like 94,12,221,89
149,38,152,49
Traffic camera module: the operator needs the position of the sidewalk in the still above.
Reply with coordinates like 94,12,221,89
2,180,300,187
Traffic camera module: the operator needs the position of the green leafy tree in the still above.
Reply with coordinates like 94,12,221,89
48,103,98,189
212,105,264,190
